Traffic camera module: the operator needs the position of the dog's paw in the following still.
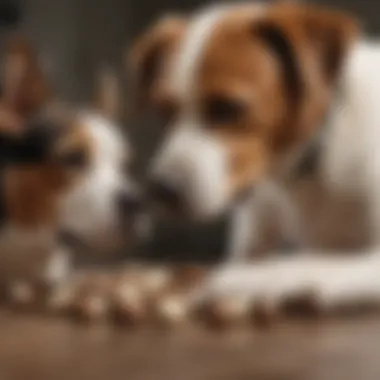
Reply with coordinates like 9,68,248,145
193,256,380,325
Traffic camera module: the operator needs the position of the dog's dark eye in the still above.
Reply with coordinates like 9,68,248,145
59,149,88,169
202,96,245,125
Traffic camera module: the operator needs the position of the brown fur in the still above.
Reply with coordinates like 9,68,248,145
2,34,52,119
3,122,94,229
0,114,96,231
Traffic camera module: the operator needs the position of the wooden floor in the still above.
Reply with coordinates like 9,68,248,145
0,312,379,380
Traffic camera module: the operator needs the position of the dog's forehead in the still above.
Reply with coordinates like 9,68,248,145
169,3,268,101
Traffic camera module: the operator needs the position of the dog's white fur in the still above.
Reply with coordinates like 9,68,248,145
152,6,231,219
59,111,130,250
152,4,380,311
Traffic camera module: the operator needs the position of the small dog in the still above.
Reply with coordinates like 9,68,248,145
130,2,380,312
0,35,140,298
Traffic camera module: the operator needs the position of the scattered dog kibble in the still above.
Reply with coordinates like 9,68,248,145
154,292,190,328
3,264,361,330
195,296,251,330
139,266,173,296
72,293,109,322
67,271,113,322
112,280,147,326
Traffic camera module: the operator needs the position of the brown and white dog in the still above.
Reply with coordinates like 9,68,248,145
130,2,380,312
0,36,139,297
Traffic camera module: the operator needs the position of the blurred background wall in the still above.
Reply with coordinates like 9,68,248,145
18,0,380,102
2,0,378,262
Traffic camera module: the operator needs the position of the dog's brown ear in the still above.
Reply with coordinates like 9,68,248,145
277,3,359,84
2,34,52,118
250,4,359,148
129,15,186,107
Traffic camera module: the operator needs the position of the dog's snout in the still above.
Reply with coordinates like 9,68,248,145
147,177,184,211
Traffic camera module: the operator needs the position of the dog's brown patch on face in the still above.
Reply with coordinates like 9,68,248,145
3,121,94,229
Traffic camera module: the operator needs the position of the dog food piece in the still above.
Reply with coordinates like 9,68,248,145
72,293,110,322
195,296,251,330
68,271,113,322
140,266,174,296
112,281,147,326
117,265,173,298
154,292,191,327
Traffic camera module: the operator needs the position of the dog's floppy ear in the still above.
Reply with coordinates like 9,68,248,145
2,34,52,118
269,3,359,85
129,15,186,107
251,3,358,147
297,4,358,84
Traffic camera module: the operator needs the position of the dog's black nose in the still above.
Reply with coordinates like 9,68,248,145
147,177,183,211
